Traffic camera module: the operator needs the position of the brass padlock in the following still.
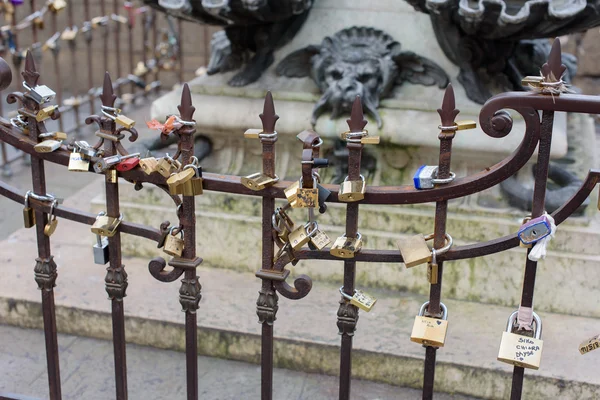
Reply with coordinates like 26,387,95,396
43,199,58,237
241,172,279,191
579,334,600,355
497,311,543,370
340,287,377,312
181,165,203,196
288,223,316,251
295,176,318,208
156,156,181,178
68,149,90,172
411,302,448,348
166,168,195,195
36,105,58,122
397,233,452,268
330,233,363,258
23,191,36,228
427,249,439,284
284,180,300,207
115,114,135,129
39,131,67,141
338,175,366,202
163,227,184,257
61,26,78,41
243,128,262,139
34,140,62,153
309,228,331,250
139,157,159,175
48,0,67,12
90,213,123,238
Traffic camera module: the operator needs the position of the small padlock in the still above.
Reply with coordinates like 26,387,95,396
339,286,377,312
241,172,279,191
308,228,331,250
166,167,195,195
518,214,552,245
115,115,135,129
90,213,123,237
330,233,363,258
397,233,452,268
43,199,58,236
48,0,67,12
579,334,600,355
181,165,203,196
61,26,78,41
73,140,97,158
34,140,62,153
36,105,58,122
156,155,181,178
413,165,456,190
26,83,56,104
288,223,317,251
68,150,90,172
294,176,318,208
427,249,438,284
116,157,140,172
163,227,184,257
338,174,366,202
23,190,36,228
93,230,110,265
284,180,300,207
497,311,543,370
39,131,67,141
134,61,149,76
139,157,159,175
243,128,262,139
410,302,448,347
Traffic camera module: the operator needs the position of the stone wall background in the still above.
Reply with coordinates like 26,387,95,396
563,32,600,96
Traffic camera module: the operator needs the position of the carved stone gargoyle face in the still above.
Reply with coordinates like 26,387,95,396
276,26,449,128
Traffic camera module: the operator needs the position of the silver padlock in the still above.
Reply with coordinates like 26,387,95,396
413,165,456,190
25,82,56,104
497,311,543,370
93,234,110,265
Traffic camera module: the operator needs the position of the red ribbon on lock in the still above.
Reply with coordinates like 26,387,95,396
116,157,140,172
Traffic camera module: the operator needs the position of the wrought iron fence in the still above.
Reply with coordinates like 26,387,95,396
0,38,600,400
0,0,207,176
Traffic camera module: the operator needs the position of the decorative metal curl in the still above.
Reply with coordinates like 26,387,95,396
148,257,184,282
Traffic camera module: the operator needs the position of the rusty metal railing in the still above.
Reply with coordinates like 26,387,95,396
0,0,204,177
0,39,600,400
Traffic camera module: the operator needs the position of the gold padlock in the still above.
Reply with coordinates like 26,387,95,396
288,223,316,251
427,249,439,285
163,227,184,257
166,168,195,195
181,165,203,196
397,233,452,268
360,136,380,145
68,151,90,172
48,0,67,12
309,228,331,250
522,76,544,88
115,115,135,129
579,334,600,355
340,287,377,312
284,180,300,207
23,191,36,228
90,212,123,238
34,140,62,153
243,128,262,139
330,233,363,258
43,199,58,237
410,302,448,347
36,105,58,122
156,156,181,178
338,175,366,202
497,311,543,370
139,157,159,175
455,120,477,131
241,172,279,191
61,27,77,41
295,176,318,208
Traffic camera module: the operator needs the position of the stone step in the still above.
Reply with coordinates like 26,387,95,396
1,204,600,399
96,181,600,318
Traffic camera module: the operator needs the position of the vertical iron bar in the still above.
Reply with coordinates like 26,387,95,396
141,10,148,99
50,12,63,132
101,0,108,76
178,19,183,83
113,0,121,96
509,110,554,400
84,0,94,114
151,10,159,93
127,4,135,94
66,0,80,133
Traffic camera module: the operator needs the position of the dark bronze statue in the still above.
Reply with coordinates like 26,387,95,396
402,0,599,103
276,26,449,127
143,0,313,86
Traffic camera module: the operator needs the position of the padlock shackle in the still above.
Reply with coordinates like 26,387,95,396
507,310,542,339
339,286,355,301
419,301,448,320
423,233,453,255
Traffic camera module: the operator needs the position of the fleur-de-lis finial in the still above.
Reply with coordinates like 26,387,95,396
22,51,40,88
99,71,117,108
437,83,460,128
541,39,566,82
259,91,279,134
177,83,195,122
346,95,367,133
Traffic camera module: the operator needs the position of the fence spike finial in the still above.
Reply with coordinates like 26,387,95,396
259,91,279,134
541,39,566,81
346,95,367,133
100,71,117,108
177,83,195,122
437,83,459,127
22,50,40,88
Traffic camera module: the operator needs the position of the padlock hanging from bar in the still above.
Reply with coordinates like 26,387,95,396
497,311,543,370
413,165,456,190
410,301,449,348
